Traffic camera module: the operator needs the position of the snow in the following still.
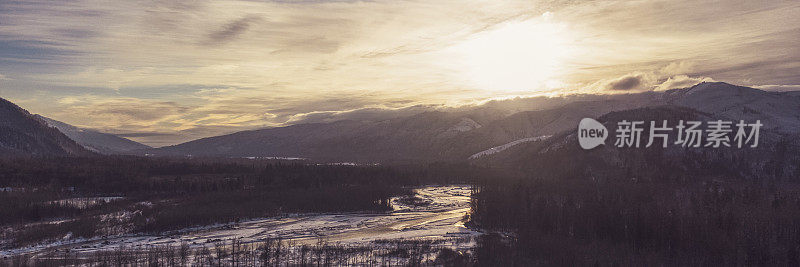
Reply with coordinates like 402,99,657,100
2,186,481,259
448,118,482,133
439,118,482,138
46,197,124,209
243,156,307,160
469,135,551,159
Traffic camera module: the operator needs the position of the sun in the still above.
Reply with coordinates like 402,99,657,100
448,14,573,94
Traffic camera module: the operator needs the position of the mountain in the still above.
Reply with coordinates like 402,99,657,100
146,112,486,162
482,105,800,180
664,82,800,133
142,94,659,162
142,82,800,163
478,83,800,177
34,115,151,154
0,98,90,156
470,82,800,164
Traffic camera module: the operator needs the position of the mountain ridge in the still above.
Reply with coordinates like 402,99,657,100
119,82,800,162
35,115,151,154
0,97,92,156
477,105,799,180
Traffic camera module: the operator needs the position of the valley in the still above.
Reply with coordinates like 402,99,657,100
3,186,479,265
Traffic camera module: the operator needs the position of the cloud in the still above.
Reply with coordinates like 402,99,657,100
50,28,99,39
98,102,185,121
52,96,191,131
607,75,643,90
591,68,715,92
591,72,657,92
114,132,175,138
660,61,695,76
201,15,261,46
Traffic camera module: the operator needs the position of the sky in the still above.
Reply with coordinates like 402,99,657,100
0,0,798,147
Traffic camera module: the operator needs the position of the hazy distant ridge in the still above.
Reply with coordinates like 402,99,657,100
36,115,151,154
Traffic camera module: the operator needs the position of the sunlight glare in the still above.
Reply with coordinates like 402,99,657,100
449,14,573,94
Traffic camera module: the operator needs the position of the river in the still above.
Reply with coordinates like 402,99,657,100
7,185,480,261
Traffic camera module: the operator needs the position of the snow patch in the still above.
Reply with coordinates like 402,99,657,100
439,118,482,138
469,135,551,159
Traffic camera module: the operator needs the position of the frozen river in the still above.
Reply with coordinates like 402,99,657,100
7,186,480,259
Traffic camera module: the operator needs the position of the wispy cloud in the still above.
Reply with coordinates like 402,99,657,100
201,15,262,46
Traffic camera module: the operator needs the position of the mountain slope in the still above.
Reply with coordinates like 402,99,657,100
665,82,800,133
0,98,90,156
143,96,657,162
35,115,150,154
482,105,800,180
143,82,800,163
146,112,487,162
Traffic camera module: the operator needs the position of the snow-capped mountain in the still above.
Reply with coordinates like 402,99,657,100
664,82,800,133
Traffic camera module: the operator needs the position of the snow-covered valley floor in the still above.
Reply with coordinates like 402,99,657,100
4,186,480,262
